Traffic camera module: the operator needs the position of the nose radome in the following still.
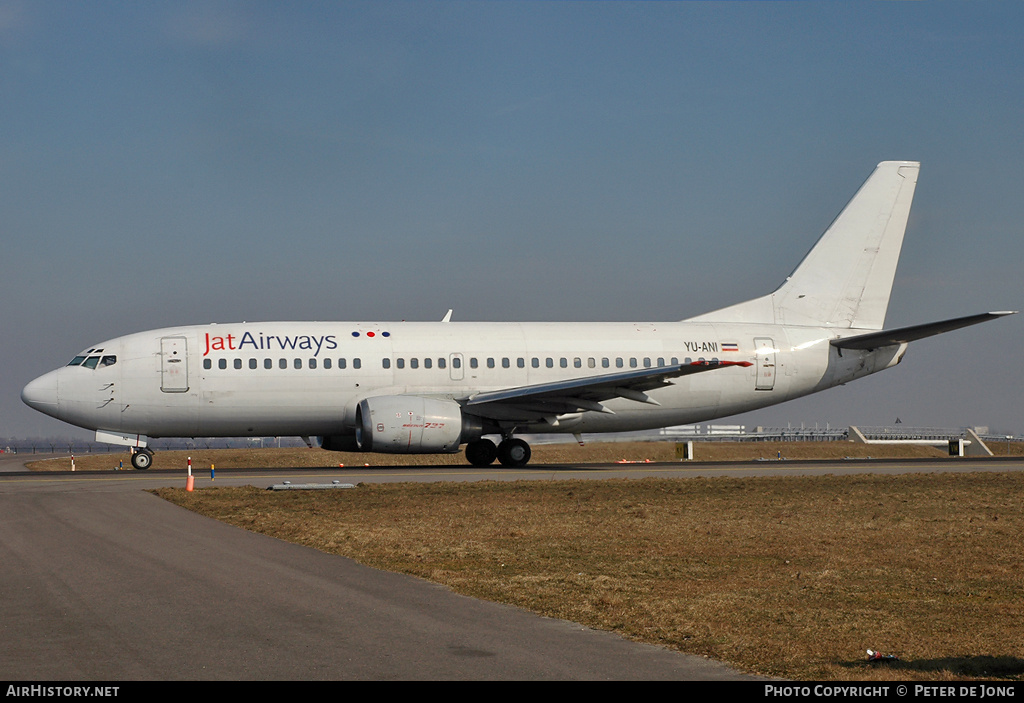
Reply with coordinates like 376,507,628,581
21,371,59,413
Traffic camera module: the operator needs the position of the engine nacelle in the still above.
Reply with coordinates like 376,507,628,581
355,396,482,454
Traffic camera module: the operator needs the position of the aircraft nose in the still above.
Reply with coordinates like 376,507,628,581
21,370,59,414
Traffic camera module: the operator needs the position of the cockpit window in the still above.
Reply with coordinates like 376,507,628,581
68,354,116,368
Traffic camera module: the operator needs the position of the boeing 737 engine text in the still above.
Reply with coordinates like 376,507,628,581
21,162,1016,469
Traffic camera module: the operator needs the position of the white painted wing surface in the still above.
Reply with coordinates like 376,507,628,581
461,360,752,419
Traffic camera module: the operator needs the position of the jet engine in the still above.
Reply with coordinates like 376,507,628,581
341,396,482,454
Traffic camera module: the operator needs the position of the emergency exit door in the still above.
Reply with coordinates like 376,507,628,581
449,353,464,381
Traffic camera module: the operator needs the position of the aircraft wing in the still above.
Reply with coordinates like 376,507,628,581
831,311,1016,351
460,360,752,420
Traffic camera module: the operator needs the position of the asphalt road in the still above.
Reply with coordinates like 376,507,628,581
0,460,761,681
4,456,1022,681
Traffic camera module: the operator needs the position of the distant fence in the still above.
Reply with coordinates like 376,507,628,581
854,426,1023,445
856,426,962,441
644,425,1020,444
2,427,1020,455
658,425,849,442
0,437,311,456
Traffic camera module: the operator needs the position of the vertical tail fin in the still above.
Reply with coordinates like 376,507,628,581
689,161,920,330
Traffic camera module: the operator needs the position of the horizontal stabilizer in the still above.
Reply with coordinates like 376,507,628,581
831,311,1017,350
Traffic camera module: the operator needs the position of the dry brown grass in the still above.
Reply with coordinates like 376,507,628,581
26,437,1016,472
154,471,1024,681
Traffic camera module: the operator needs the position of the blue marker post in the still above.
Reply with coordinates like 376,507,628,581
211,463,215,481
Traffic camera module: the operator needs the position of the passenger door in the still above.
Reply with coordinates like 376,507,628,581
753,337,776,391
160,337,189,393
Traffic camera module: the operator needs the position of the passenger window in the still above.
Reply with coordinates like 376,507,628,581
616,358,624,368
279,359,287,369
353,358,361,369
560,358,567,368
323,358,332,369
382,358,391,369
309,358,317,369
203,359,212,370
532,358,539,368
546,358,553,368
573,357,581,368
517,358,525,368
630,358,638,368
602,358,610,368
643,357,651,368
438,357,446,369
219,359,227,370
424,358,432,369
502,358,510,368
410,358,418,369
234,358,242,369
452,357,461,369
294,358,302,369
338,358,346,369
487,358,495,369
264,359,272,369
588,358,595,368
396,358,405,369
249,358,257,370
470,357,478,369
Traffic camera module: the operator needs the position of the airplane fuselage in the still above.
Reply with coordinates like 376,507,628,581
25,320,904,442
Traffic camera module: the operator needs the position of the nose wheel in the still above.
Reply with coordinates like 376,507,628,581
130,448,154,470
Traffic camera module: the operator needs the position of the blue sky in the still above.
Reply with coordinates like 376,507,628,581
3,1,1022,438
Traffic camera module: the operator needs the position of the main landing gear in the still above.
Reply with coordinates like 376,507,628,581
465,437,531,468
130,447,154,470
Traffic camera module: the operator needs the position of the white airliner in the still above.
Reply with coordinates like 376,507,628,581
21,161,1015,469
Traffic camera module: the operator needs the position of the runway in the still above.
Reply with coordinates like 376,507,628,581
3,456,1021,680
